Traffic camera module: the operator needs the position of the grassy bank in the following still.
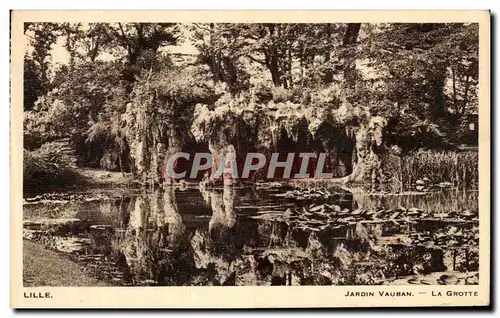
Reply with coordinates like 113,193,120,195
23,240,108,287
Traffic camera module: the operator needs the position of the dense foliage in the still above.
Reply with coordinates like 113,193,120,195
23,22,479,186
24,141,82,192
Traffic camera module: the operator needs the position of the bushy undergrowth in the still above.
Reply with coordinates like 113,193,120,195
23,142,83,192
400,150,478,188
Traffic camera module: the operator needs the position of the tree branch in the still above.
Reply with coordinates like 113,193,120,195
192,23,212,32
244,53,266,65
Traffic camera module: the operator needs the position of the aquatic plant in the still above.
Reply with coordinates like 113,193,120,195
400,150,478,188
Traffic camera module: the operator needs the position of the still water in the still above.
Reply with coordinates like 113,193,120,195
23,185,479,286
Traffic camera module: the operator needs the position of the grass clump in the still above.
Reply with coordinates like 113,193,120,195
400,150,478,188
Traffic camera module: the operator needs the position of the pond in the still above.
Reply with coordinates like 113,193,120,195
23,184,479,286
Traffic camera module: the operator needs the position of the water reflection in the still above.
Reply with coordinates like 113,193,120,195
23,186,479,286
200,184,236,234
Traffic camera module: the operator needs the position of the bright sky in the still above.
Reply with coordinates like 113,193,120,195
24,24,199,65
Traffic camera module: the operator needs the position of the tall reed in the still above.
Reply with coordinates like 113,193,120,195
400,150,478,189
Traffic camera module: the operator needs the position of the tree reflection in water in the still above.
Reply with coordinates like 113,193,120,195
199,184,236,234
191,185,237,285
25,186,478,286
114,188,193,285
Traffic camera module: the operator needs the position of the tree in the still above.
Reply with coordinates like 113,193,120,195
191,23,251,94
23,23,60,110
23,22,479,186
106,23,180,85
360,23,479,148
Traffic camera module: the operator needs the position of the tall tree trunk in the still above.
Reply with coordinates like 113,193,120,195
265,24,282,87
461,74,471,115
221,55,238,92
265,49,281,87
287,45,293,88
209,23,222,83
452,65,459,115
428,66,447,118
299,43,305,84
323,23,334,83
89,41,100,62
342,23,361,90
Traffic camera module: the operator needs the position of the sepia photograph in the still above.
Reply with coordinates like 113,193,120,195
10,10,490,308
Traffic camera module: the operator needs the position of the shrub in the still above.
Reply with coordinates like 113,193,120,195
23,142,83,193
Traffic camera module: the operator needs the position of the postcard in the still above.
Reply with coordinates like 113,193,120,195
10,10,490,308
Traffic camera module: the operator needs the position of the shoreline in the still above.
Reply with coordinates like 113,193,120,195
23,240,108,287
22,166,474,200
